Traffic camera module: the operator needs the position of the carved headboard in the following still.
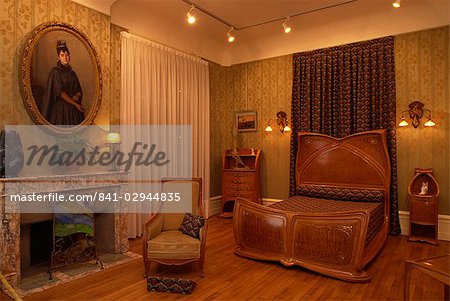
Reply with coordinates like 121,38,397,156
295,130,391,202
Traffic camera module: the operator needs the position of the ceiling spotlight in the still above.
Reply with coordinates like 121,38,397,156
282,17,291,33
187,5,196,24
392,0,401,8
227,27,235,43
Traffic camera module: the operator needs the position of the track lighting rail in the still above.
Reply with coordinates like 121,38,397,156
181,0,358,31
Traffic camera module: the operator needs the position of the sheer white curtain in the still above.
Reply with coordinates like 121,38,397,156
121,32,210,238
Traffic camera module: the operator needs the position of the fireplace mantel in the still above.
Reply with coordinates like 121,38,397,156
0,171,129,286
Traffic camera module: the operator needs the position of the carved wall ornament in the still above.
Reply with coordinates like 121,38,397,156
398,101,436,128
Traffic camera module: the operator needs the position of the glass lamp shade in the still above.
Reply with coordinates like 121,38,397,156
106,132,121,144
283,125,291,132
398,119,409,127
424,119,436,127
265,125,273,132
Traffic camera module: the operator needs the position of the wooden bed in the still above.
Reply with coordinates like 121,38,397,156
233,130,390,282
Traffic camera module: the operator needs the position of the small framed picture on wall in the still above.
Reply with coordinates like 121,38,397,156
236,110,257,132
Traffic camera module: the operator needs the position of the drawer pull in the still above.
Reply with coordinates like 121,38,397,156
233,180,241,184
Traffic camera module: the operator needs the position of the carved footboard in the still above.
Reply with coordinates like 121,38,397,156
233,198,371,282
233,198,288,260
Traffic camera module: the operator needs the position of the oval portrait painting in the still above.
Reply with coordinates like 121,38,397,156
20,21,102,134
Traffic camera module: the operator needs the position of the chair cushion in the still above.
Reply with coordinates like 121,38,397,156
179,213,205,239
147,230,200,260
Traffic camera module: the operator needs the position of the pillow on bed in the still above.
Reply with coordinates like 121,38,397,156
296,184,384,203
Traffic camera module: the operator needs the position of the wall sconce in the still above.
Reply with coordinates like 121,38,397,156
398,101,435,128
265,111,291,133
106,132,121,171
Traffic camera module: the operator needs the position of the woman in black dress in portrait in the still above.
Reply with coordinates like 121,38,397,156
41,40,85,126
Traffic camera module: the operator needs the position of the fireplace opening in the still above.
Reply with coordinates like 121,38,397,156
30,221,53,265
20,213,116,277
20,218,53,278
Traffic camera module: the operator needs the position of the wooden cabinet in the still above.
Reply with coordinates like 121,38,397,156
408,168,439,244
220,149,261,218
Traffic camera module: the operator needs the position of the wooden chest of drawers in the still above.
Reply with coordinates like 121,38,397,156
220,149,261,218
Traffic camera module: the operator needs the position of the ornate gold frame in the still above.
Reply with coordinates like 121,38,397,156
20,21,102,135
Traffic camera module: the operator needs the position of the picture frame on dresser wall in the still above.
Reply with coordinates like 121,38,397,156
20,21,102,135
236,110,257,132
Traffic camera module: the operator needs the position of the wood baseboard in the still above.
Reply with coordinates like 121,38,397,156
208,196,222,216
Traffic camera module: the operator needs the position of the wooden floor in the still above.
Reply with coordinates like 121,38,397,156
2,217,449,300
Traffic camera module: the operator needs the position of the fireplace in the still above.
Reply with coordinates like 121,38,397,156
0,172,129,286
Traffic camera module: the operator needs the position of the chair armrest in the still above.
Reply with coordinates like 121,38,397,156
143,213,163,242
199,218,208,245
198,218,208,266
199,220,207,241
142,213,164,259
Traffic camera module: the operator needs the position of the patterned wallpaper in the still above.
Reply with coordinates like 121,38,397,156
3,1,447,214
0,0,118,128
395,26,449,215
210,26,449,215
210,56,293,198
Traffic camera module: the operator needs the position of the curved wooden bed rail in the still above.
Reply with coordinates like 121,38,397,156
233,130,391,282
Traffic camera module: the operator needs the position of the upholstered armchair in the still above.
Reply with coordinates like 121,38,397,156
143,178,207,277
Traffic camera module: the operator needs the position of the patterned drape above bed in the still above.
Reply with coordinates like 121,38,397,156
289,36,400,235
